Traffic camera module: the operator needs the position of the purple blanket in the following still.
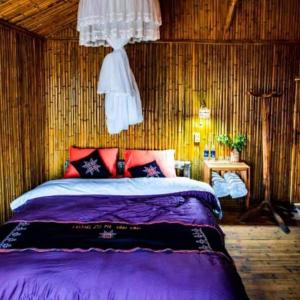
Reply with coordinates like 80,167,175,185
0,191,248,300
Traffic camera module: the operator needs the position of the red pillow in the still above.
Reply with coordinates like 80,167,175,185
64,147,118,178
124,150,176,178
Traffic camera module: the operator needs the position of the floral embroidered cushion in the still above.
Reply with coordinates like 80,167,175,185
64,147,118,178
71,150,111,179
124,150,176,178
128,161,165,178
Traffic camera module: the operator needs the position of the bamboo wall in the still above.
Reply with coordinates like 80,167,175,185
44,40,300,203
44,0,300,205
43,0,300,205
159,0,300,41
0,23,45,222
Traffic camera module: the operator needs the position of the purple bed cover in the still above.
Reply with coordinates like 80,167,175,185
0,191,248,300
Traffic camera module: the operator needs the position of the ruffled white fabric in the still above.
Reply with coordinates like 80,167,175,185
77,0,161,134
77,0,162,47
97,38,143,134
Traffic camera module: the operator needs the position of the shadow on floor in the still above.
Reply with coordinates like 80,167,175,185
219,198,300,227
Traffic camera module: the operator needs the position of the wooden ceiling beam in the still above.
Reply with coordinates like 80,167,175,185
46,21,77,38
224,0,239,35
0,18,45,40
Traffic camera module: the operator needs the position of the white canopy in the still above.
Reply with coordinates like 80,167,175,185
77,0,161,47
77,0,162,134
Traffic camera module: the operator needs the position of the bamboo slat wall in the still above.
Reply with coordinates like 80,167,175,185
44,40,300,204
159,0,300,41
291,78,300,202
0,23,45,222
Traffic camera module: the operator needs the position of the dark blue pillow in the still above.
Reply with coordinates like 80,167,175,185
129,160,165,178
71,150,111,178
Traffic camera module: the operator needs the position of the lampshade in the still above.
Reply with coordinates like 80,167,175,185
199,100,210,119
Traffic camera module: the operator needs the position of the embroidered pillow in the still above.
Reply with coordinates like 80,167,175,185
64,147,118,178
129,161,166,178
71,150,111,178
124,149,176,178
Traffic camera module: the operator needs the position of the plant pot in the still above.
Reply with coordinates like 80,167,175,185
230,149,240,162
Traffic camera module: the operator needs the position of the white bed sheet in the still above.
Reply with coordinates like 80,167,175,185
11,177,215,211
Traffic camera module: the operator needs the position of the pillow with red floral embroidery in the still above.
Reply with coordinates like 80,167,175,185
71,150,111,179
128,161,165,178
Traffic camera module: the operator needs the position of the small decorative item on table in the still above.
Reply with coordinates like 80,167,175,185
210,144,216,161
230,148,240,162
203,144,209,160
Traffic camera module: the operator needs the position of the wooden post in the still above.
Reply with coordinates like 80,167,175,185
290,78,300,203
240,90,290,234
224,0,239,35
262,99,271,202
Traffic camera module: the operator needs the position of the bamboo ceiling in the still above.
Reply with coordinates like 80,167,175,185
0,0,79,36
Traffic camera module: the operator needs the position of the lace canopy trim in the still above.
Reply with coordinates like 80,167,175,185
77,0,162,47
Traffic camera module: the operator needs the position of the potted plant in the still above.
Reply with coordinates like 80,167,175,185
216,134,247,162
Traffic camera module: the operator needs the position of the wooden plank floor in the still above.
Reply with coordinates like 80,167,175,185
222,225,300,300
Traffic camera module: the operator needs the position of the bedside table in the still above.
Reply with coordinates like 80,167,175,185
203,161,251,209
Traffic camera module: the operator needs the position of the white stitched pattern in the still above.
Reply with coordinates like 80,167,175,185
191,228,211,250
0,222,29,249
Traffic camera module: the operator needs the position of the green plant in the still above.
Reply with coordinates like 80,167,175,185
216,134,232,148
216,134,247,153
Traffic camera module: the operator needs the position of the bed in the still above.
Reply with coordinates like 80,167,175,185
0,177,249,300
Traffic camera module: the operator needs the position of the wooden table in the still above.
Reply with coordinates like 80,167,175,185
203,161,251,209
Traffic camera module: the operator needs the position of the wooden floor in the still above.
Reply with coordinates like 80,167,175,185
222,225,300,300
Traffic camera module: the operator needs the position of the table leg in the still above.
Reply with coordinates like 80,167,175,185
203,167,210,184
240,170,250,209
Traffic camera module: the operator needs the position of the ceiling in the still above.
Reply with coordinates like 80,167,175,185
0,0,79,36
1,0,300,40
